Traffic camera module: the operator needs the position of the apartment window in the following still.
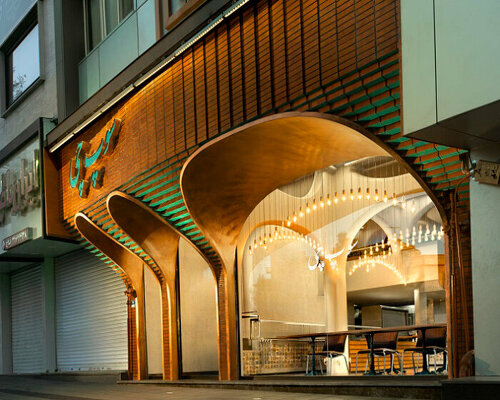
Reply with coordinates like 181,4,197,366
85,0,135,52
6,23,40,106
164,0,205,31
169,0,189,16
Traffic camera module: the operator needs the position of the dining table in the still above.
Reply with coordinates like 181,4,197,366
278,323,446,376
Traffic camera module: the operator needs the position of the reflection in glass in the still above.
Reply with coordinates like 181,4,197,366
105,0,119,33
8,24,39,104
169,0,189,16
88,0,103,50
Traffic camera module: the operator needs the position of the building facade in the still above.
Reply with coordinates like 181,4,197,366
0,0,498,384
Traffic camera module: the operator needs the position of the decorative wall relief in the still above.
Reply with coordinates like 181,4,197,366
69,119,121,198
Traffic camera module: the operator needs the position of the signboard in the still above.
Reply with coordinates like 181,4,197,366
69,119,121,198
2,227,34,250
0,149,40,225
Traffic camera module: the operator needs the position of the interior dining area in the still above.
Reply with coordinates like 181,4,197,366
237,156,447,377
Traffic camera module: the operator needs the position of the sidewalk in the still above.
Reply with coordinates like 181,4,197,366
0,376,404,400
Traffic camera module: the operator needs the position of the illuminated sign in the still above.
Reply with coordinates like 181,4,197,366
69,119,121,198
2,227,33,250
0,150,40,224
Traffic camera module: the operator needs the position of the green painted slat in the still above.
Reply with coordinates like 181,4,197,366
140,182,181,202
134,175,180,199
174,220,195,228
128,167,182,194
367,115,400,128
406,145,449,158
421,160,461,172
386,137,408,144
435,181,469,191
397,140,428,151
164,206,188,218
170,212,190,222
149,191,182,208
357,105,400,122
427,167,463,179
414,149,468,164
157,198,185,212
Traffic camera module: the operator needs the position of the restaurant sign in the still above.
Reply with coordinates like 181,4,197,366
0,149,40,225
2,227,34,250
69,119,121,198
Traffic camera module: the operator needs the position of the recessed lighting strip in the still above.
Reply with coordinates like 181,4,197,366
49,0,252,153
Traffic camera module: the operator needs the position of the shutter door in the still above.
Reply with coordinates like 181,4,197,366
11,265,44,373
55,250,127,371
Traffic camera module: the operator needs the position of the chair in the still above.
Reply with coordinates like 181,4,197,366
355,331,402,374
306,334,348,375
401,327,447,374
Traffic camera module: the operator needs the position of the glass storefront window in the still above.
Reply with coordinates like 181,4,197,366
7,24,39,104
238,156,446,377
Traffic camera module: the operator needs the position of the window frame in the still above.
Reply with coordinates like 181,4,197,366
83,0,136,54
0,4,44,117
163,0,207,31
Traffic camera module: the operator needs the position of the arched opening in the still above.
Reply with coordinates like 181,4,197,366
181,112,449,379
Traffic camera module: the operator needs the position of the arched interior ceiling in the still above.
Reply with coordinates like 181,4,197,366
181,113,388,258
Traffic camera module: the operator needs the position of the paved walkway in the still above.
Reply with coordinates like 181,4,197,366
0,376,404,400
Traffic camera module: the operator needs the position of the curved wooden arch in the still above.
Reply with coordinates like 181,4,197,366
180,112,451,379
106,191,218,380
181,112,447,253
74,213,147,380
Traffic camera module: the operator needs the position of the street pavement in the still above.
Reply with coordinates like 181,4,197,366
0,376,405,400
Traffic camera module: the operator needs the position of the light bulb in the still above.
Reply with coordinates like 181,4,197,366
374,189,379,202
254,240,257,249
327,194,332,206
375,243,379,252
358,187,362,200
406,228,410,239
402,200,407,209
334,192,339,204
411,201,416,213
399,230,403,240
392,193,397,205
306,203,311,214
399,242,403,250
426,225,430,235
366,187,370,200
312,200,317,210
320,197,324,208
293,213,297,222
342,190,346,202
370,247,373,255
287,219,291,227
259,236,263,246
432,224,437,235
383,190,388,203
350,189,354,201
299,207,304,218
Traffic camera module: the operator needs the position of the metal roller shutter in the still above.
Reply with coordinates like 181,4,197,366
55,250,127,371
11,265,44,373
